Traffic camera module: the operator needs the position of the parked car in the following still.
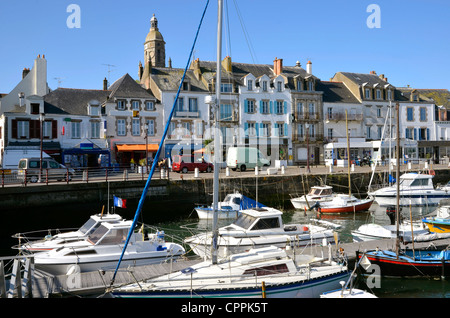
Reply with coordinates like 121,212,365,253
171,155,213,173
17,157,75,183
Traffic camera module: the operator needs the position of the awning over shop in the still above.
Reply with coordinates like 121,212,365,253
117,144,159,152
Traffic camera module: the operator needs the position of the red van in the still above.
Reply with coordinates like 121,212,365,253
171,155,213,173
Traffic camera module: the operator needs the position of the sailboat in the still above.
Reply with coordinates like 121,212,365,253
311,110,373,214
356,103,450,278
109,0,348,298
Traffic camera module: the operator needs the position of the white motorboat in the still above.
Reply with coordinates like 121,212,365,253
352,222,429,242
352,205,430,242
32,219,185,276
368,172,450,207
12,213,123,252
290,185,335,210
111,245,349,298
184,206,340,259
194,191,265,220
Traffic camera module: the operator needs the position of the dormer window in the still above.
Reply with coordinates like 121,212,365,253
387,90,392,100
308,80,314,91
247,80,253,91
296,79,303,91
89,106,99,116
182,81,190,91
277,81,283,92
31,103,40,115
376,89,382,100
262,81,268,92
221,83,232,93
365,88,371,99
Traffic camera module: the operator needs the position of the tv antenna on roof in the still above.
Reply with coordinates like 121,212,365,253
102,64,116,85
54,77,65,88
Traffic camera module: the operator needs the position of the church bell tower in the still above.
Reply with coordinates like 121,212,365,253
144,14,166,68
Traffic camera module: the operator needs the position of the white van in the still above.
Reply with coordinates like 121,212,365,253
226,147,270,171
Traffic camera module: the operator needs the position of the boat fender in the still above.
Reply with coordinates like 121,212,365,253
302,226,309,232
44,234,52,240
428,169,435,176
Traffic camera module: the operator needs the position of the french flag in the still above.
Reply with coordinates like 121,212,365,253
113,196,127,208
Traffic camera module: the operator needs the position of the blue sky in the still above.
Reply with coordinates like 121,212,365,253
0,0,448,93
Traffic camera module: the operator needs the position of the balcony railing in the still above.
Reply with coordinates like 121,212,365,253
292,133,324,142
174,110,200,118
325,112,363,122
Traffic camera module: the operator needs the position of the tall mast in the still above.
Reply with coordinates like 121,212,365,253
346,110,351,197
211,0,223,265
395,102,400,258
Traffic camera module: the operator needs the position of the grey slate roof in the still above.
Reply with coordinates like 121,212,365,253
338,72,392,87
316,81,360,104
149,67,209,92
196,60,316,88
44,88,111,115
108,73,156,99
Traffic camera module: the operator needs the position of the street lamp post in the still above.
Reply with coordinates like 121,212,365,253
39,113,45,183
144,123,149,174
305,123,310,173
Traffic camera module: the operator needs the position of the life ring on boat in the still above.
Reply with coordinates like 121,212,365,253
428,169,435,176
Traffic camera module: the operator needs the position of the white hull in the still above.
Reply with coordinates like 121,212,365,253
34,243,184,276
370,193,448,207
351,223,429,242
111,247,349,298
195,207,240,220
290,197,334,210
187,229,337,259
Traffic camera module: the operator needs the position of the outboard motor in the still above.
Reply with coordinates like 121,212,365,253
386,205,402,225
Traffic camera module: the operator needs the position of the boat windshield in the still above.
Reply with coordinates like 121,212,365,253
321,189,332,195
88,225,129,245
79,218,96,234
233,213,257,230
223,195,232,203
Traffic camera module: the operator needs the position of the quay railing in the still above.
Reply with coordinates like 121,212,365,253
0,165,171,188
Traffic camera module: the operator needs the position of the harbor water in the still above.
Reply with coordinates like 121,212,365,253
1,199,449,298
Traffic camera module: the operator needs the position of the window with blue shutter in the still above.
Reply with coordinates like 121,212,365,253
255,123,259,136
284,123,288,136
270,101,273,114
244,122,248,136
284,101,287,114
244,100,248,113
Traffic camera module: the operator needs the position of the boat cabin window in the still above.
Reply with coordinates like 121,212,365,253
88,225,108,244
232,197,241,205
97,228,129,245
79,219,97,234
409,178,430,187
250,217,280,230
233,214,257,230
321,189,332,195
243,264,289,276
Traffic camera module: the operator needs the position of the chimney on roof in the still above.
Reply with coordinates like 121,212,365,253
273,57,283,75
103,77,108,90
22,68,30,79
295,61,301,67
306,60,312,74
168,57,172,68
222,56,232,73
370,70,377,75
379,74,388,82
